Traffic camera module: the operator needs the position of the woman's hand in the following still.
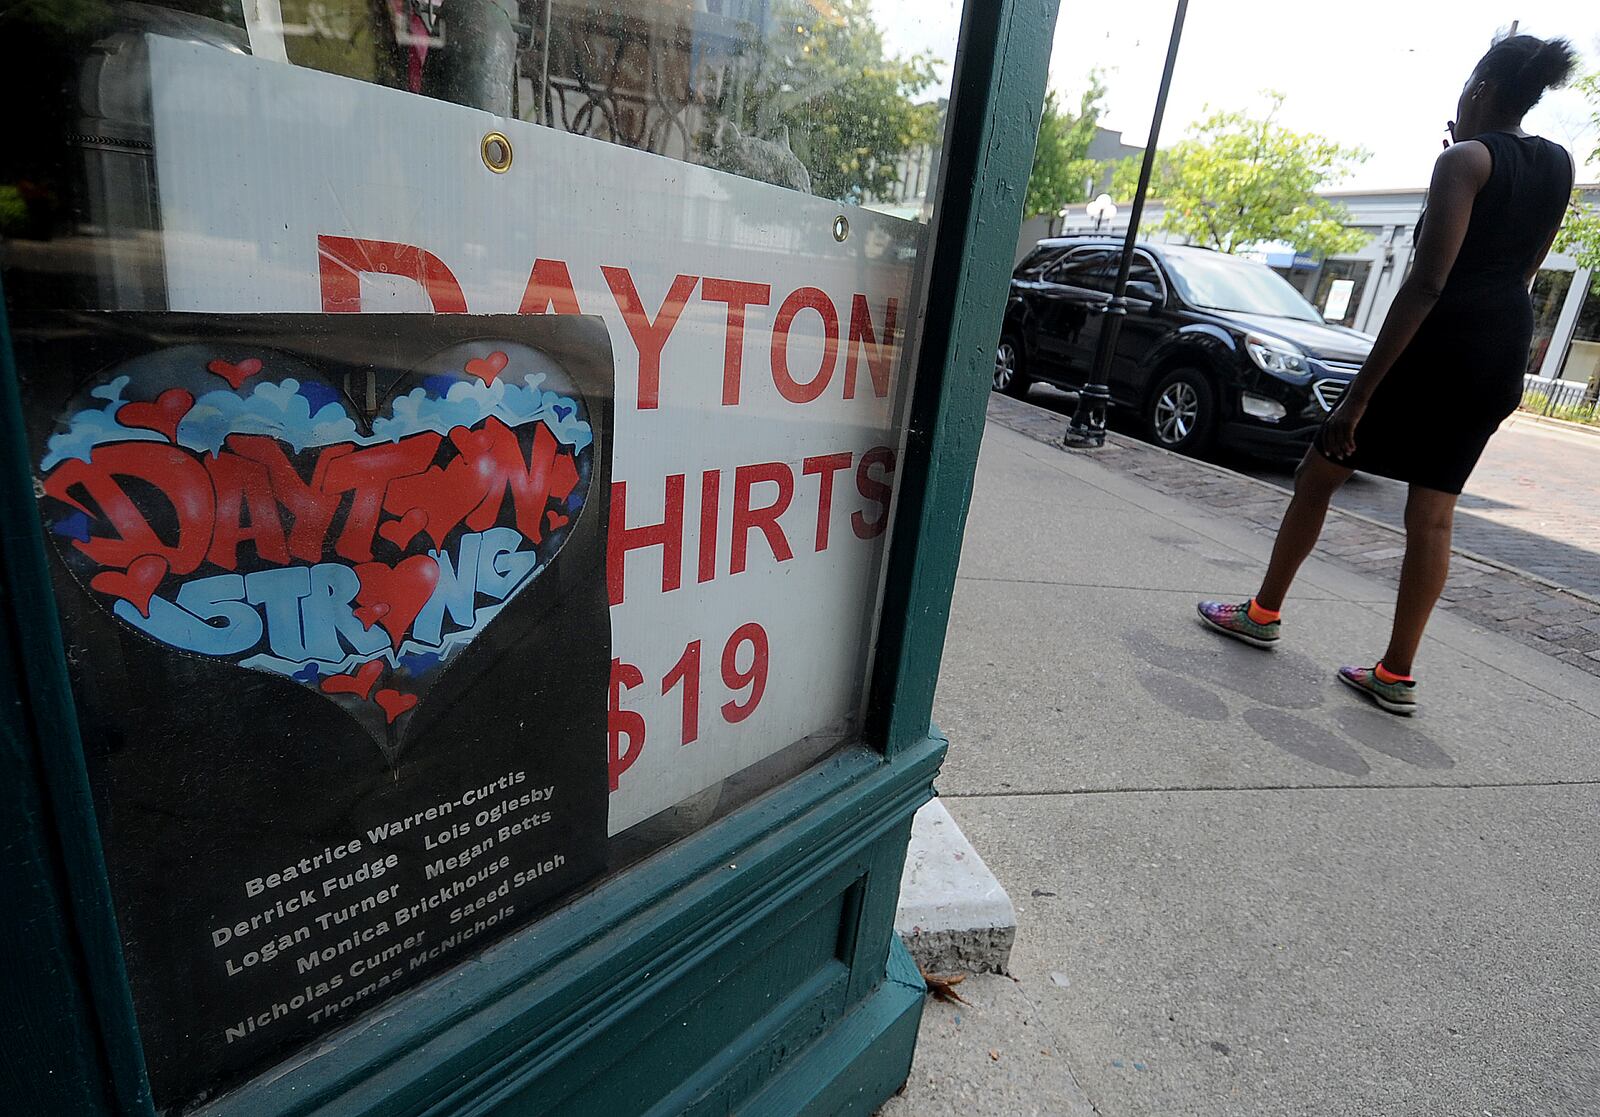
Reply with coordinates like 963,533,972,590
1324,391,1369,460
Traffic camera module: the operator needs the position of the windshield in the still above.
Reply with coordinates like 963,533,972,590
1164,250,1325,322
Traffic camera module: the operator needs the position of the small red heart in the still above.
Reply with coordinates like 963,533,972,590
375,688,419,724
90,554,169,618
207,357,263,390
119,389,194,442
451,425,495,458
546,510,569,531
464,351,509,386
378,508,429,551
320,659,384,701
354,602,389,630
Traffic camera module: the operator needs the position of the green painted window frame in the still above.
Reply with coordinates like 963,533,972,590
0,1,1058,1112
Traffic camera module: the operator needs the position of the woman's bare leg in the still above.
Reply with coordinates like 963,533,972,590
1253,450,1354,611
1380,485,1458,675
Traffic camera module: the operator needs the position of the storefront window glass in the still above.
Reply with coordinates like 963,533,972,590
0,1,963,1110
1310,258,1371,328
1528,267,1573,375
1560,279,1600,389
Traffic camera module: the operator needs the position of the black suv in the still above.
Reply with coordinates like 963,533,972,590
995,237,1375,459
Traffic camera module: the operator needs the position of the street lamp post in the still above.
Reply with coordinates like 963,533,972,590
1087,193,1118,233
1063,0,1189,449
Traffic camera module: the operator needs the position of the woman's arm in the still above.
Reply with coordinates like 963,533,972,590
1528,149,1578,288
1323,141,1492,458
1526,221,1561,289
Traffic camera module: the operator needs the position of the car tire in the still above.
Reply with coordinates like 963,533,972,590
1146,367,1216,455
993,336,1031,398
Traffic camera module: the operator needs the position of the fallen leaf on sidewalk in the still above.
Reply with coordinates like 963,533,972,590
920,968,970,1005
989,1049,1000,1061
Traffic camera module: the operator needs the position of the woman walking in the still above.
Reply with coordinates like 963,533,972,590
1198,32,1579,715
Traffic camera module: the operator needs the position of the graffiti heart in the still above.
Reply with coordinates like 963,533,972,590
37,340,595,763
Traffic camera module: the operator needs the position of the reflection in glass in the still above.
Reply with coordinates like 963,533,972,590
522,1,944,209
0,2,966,1107
0,0,957,313
270,0,952,209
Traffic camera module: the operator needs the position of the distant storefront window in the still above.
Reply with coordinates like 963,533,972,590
1560,279,1600,388
1311,258,1371,328
1528,268,1574,375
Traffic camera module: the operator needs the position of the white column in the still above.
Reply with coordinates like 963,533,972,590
1539,267,1592,381
241,0,289,63
1349,232,1390,329
1358,230,1414,333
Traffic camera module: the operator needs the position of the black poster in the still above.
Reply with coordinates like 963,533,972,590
16,313,613,1112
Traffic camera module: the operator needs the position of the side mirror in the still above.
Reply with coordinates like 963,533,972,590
1126,280,1165,309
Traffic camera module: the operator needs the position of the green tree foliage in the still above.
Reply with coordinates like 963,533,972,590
1024,73,1108,218
1108,148,1185,206
1554,73,1600,294
0,186,26,236
1111,93,1371,257
745,0,940,203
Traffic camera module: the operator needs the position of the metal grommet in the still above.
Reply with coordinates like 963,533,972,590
481,131,513,174
832,214,850,242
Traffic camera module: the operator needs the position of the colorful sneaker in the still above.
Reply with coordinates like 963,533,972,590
1196,600,1280,648
1337,664,1418,716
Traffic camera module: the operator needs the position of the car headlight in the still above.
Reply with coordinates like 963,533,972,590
1245,333,1309,376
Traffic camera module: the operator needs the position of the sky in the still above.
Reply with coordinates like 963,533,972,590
873,0,1600,191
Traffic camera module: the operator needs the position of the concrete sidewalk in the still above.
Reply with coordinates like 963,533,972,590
883,421,1600,1117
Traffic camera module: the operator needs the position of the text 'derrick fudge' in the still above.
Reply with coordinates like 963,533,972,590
214,771,564,1041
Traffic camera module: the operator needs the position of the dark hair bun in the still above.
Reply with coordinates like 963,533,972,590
1477,33,1579,115
1520,37,1580,93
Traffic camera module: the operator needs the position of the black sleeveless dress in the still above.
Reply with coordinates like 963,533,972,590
1319,132,1573,493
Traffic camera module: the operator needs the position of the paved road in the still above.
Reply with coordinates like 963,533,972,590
1024,385,1600,599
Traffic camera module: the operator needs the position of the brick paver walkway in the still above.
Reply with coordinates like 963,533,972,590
1237,414,1600,599
987,392,1600,679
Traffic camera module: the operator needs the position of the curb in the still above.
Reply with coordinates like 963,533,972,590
895,799,1016,976
1509,410,1600,440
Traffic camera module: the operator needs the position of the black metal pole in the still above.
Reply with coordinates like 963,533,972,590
422,0,520,116
1063,0,1188,449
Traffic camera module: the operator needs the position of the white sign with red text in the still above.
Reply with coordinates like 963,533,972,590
149,39,923,834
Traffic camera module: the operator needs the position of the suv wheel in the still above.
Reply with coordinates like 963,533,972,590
993,337,1031,398
1147,367,1216,454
